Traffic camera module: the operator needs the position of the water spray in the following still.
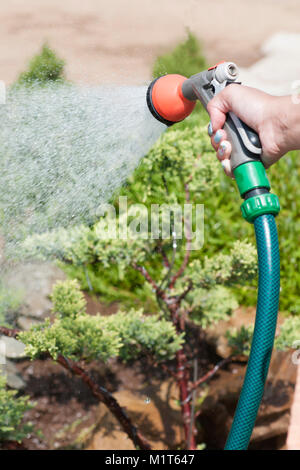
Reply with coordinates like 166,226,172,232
0,84,165,255
147,62,280,450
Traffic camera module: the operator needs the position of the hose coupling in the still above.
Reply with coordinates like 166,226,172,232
234,161,280,223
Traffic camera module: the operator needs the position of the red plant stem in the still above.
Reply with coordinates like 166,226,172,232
176,281,193,303
0,325,19,337
176,347,196,450
132,262,167,300
0,326,151,450
168,303,196,450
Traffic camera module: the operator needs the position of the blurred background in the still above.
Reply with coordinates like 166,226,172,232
1,0,300,87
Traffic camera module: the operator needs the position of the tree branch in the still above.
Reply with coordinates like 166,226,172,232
132,263,166,300
190,356,233,391
56,356,150,450
156,240,170,268
176,281,193,303
0,326,151,450
0,325,19,337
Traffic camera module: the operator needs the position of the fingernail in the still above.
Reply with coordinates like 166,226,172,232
219,142,227,156
214,130,222,144
221,159,231,174
207,122,213,136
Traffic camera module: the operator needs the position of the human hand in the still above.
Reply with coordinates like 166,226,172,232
207,84,299,177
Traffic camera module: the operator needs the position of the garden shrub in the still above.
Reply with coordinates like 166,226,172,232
17,44,65,85
19,280,183,363
0,376,33,443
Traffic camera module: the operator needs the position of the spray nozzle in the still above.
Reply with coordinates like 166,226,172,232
146,62,263,172
146,74,196,126
146,62,239,127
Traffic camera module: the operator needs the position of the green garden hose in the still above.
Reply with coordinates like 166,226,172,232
225,213,280,449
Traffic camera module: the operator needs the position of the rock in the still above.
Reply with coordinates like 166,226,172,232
4,262,66,320
204,306,296,448
1,360,26,390
86,379,183,450
17,316,42,331
252,350,297,448
198,349,297,449
0,336,25,359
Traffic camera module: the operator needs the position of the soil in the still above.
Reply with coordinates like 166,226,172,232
1,1,300,85
13,352,234,450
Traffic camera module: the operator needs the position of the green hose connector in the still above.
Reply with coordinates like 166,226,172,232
234,161,270,197
241,193,280,223
234,161,280,223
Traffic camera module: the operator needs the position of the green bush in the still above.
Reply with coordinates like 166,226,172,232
153,30,207,79
17,44,65,85
275,316,300,350
0,376,33,443
18,280,183,362
226,315,300,355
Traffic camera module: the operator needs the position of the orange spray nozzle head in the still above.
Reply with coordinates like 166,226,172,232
146,74,196,126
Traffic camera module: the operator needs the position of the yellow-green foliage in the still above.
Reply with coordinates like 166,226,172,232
187,286,238,329
187,241,257,288
18,280,184,362
275,316,300,350
0,376,33,442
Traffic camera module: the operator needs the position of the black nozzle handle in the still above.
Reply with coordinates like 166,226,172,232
182,74,262,170
223,111,262,169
